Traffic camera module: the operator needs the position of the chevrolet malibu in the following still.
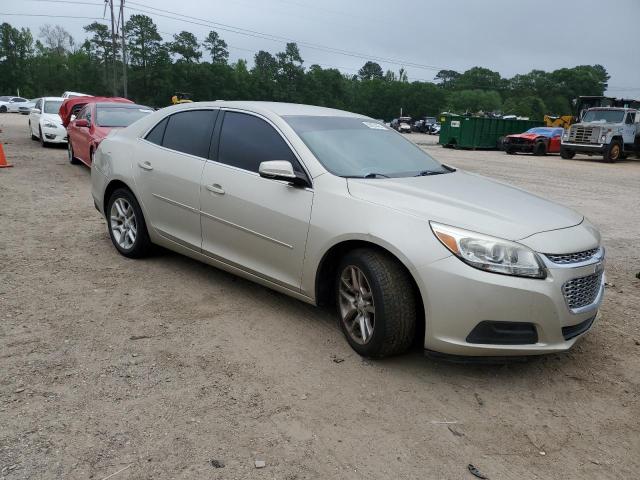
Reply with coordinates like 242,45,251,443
91,102,605,358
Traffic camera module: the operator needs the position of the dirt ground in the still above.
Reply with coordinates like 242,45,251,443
1,113,639,480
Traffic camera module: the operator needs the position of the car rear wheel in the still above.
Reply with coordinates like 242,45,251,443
107,188,152,258
336,249,416,358
560,147,575,159
603,140,621,163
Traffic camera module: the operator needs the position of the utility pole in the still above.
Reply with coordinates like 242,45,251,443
119,0,128,98
108,0,118,96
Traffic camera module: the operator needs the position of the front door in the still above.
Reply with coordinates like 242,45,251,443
200,111,313,290
133,109,218,249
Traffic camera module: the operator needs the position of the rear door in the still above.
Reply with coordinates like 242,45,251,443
133,109,218,249
200,110,313,290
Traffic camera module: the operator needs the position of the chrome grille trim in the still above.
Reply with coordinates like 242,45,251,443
545,248,600,265
568,125,600,144
562,272,603,312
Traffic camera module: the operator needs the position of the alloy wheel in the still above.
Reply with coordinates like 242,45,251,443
338,265,375,345
110,198,137,250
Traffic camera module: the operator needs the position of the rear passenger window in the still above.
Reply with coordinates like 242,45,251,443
145,117,167,145
161,110,217,158
217,112,301,173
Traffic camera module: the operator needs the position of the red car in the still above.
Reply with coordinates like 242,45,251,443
503,127,564,155
62,97,153,166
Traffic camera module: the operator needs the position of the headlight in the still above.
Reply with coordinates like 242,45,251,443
430,222,546,279
562,133,569,139
43,121,58,128
600,135,606,142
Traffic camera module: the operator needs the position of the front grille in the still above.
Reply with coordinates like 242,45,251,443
568,125,600,144
508,137,530,145
562,272,603,310
546,248,600,264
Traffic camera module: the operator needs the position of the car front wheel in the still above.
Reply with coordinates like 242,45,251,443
68,142,80,164
107,188,152,258
560,147,575,159
336,249,416,358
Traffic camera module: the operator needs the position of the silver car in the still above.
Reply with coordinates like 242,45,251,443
91,102,605,358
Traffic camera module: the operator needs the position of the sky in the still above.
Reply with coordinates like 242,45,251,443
2,0,640,98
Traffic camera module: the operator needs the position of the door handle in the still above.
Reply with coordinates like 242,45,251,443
138,160,153,171
206,183,225,195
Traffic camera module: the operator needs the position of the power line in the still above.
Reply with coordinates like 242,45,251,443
0,12,106,20
125,1,444,72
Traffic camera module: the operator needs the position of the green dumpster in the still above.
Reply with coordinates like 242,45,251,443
438,114,543,149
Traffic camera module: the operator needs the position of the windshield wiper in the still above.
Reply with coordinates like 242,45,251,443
415,170,446,176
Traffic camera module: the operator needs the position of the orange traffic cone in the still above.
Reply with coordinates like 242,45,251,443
0,143,12,168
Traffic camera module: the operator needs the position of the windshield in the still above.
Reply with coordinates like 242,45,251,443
96,106,152,127
582,110,625,123
44,100,63,114
526,127,560,136
284,115,447,178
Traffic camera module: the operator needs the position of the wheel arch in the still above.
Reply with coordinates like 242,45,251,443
314,238,426,346
103,179,137,215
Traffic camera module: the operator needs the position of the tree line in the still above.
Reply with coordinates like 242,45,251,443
0,17,610,120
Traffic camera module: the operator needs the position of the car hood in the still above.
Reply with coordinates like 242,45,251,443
347,171,583,241
507,133,541,140
41,112,63,124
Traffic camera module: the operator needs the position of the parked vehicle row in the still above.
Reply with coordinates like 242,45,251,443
25,95,153,156
0,96,33,114
89,101,604,358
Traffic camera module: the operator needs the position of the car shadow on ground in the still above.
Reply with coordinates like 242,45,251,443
142,244,579,382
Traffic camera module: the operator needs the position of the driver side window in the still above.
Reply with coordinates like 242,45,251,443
626,112,635,125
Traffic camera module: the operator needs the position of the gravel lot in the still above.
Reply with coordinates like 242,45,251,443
1,113,639,480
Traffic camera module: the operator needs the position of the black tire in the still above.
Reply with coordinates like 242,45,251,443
106,188,152,258
0,105,6,113
506,147,516,155
29,122,37,140
68,142,80,164
560,147,575,159
603,140,622,163
39,127,48,147
335,249,416,358
533,141,547,156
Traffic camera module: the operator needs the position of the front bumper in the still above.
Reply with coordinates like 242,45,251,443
42,124,68,143
561,142,604,153
505,142,534,152
417,248,604,356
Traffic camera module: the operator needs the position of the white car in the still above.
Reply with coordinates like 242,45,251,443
29,97,67,146
61,91,91,99
18,99,37,115
91,101,605,358
0,96,30,113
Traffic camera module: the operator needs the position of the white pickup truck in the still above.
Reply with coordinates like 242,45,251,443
561,107,640,162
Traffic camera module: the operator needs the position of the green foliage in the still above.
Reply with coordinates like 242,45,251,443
203,30,228,65
358,61,383,81
448,89,502,113
0,19,612,120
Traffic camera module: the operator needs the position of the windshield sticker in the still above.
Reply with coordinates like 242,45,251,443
362,121,387,130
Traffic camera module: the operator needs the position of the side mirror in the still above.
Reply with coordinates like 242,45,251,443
32,108,41,114
259,160,309,187
75,119,89,128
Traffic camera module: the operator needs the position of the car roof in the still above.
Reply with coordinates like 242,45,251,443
179,101,368,119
